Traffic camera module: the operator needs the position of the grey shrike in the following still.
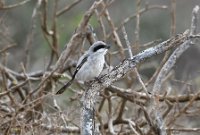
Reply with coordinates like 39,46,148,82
56,41,110,94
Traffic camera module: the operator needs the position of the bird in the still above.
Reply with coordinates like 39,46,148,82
56,41,110,94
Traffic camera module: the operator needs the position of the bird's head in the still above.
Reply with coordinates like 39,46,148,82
89,41,110,55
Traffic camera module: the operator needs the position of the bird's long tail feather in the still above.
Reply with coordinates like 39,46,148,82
56,79,74,94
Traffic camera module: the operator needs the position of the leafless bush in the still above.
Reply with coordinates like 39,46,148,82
0,0,200,135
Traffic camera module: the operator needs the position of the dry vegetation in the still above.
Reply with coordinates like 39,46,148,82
0,0,200,135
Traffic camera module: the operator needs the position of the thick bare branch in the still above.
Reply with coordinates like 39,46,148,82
81,31,190,134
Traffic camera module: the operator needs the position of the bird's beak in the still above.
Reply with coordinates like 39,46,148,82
106,44,111,49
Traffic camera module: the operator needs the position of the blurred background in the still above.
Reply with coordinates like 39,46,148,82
1,0,200,75
0,0,200,134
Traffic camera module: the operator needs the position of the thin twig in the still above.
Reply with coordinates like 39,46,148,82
122,25,150,98
24,0,42,69
56,0,82,17
0,0,31,10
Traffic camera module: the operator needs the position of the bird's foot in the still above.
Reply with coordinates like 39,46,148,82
94,77,103,83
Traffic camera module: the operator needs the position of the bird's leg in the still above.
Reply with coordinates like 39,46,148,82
94,77,103,83
84,77,103,87
84,81,93,87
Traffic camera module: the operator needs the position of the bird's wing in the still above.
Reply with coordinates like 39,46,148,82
72,54,88,79
56,55,88,95
76,52,89,67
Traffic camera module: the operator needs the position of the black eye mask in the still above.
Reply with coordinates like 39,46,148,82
93,44,109,52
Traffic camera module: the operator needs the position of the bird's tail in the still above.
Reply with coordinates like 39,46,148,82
56,79,74,94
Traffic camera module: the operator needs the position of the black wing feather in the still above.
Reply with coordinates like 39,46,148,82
56,56,88,94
